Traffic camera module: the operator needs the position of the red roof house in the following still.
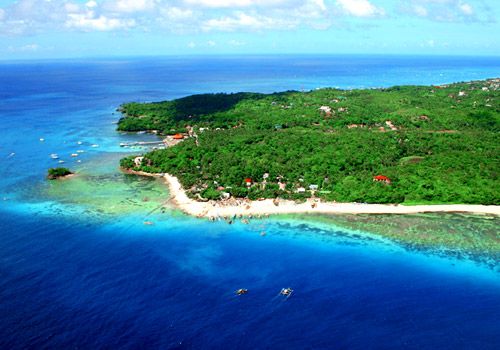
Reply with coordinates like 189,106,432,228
373,175,391,184
173,133,184,140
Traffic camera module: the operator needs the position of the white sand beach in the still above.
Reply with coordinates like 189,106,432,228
160,173,500,218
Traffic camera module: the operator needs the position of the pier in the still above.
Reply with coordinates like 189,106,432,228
119,141,165,147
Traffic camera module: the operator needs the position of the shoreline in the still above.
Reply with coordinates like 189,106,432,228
125,170,500,217
47,173,77,181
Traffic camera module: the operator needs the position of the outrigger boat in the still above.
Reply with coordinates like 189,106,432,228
50,153,59,159
235,288,248,295
279,288,293,298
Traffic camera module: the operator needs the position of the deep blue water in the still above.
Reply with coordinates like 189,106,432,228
0,55,499,349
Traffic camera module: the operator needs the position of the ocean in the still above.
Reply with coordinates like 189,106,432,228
0,55,499,349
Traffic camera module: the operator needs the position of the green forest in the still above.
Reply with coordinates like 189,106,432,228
119,79,499,204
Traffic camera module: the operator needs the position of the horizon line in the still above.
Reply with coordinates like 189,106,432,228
1,52,500,63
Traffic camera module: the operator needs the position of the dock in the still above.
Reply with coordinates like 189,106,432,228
120,141,165,147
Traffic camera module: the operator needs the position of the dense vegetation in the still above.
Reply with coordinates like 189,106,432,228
119,79,499,204
47,167,73,180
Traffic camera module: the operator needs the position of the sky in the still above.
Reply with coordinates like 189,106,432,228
0,0,498,59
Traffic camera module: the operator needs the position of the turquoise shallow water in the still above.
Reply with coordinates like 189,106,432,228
0,56,499,349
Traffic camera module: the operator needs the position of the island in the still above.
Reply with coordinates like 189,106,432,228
47,167,74,180
118,79,499,217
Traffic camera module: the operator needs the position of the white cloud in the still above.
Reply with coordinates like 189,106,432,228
182,0,293,8
159,6,194,20
0,0,335,35
66,13,136,31
8,43,40,52
202,12,295,31
459,2,474,15
65,3,81,13
86,1,98,9
2,0,486,38
228,39,245,46
413,5,428,17
336,0,385,17
311,0,327,12
400,0,481,22
104,0,156,13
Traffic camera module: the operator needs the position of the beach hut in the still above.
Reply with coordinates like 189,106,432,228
373,175,391,184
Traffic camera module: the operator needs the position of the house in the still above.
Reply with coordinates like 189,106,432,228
347,124,366,129
134,156,144,167
319,106,332,115
385,120,398,131
373,175,391,184
279,182,286,191
173,134,184,140
296,187,306,193
244,178,252,186
309,184,319,190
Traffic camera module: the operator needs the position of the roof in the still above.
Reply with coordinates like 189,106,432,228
374,175,391,181
244,178,252,183
173,133,184,139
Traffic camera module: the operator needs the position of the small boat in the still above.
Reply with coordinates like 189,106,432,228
76,150,85,153
143,221,154,226
58,160,65,164
71,153,78,157
77,141,83,145
50,153,59,159
280,288,293,298
235,288,248,295
91,144,99,148
39,138,45,142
